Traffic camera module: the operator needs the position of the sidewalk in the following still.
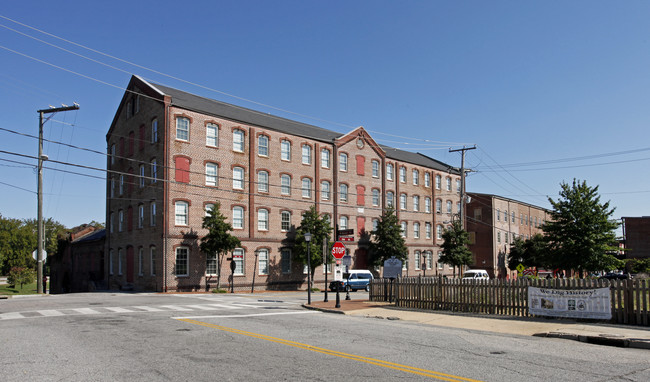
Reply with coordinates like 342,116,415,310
303,299,650,350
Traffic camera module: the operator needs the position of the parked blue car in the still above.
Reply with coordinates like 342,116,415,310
329,270,374,292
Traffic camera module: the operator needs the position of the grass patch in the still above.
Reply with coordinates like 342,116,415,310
0,282,40,295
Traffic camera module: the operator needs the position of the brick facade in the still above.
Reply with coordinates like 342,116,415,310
465,193,550,278
105,76,461,292
623,217,650,259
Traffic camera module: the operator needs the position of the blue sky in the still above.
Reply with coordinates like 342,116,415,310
1,1,649,231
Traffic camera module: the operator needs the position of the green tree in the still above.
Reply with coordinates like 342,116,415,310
0,215,36,274
543,179,623,276
294,206,332,284
199,203,241,290
507,234,549,270
439,220,473,277
368,206,408,267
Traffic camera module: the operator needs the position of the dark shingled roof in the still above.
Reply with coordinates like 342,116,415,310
149,81,458,174
72,228,106,244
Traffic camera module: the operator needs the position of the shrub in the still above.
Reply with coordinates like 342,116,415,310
7,267,36,289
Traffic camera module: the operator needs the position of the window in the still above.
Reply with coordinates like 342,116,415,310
386,163,394,180
372,160,379,177
110,176,115,198
456,179,461,193
281,249,291,274
176,117,189,141
372,219,379,232
415,251,421,270
438,252,444,269
109,213,114,233
233,249,244,275
339,153,348,171
372,189,380,206
205,203,214,216
399,166,406,183
233,167,244,190
425,172,430,187
206,252,217,276
175,247,188,276
400,193,407,210
302,144,311,164
436,224,443,240
497,209,501,221
386,192,394,207
436,199,442,213
356,185,365,206
138,204,144,228
150,159,157,183
321,181,331,200
497,231,501,243
339,216,348,229
128,131,135,156
150,202,156,226
425,222,432,239
321,149,330,168
281,211,291,231
258,171,269,193
233,207,244,229
281,140,291,161
258,209,269,231
233,129,245,152
151,119,158,144
505,232,509,244
118,210,124,232
414,222,420,239
302,178,312,198
446,177,452,191
426,252,433,270
258,135,269,156
127,206,133,231
175,157,190,184
119,175,124,195
457,202,461,213
356,155,365,176
118,248,123,275
339,184,348,202
138,247,144,276
150,247,156,276
206,163,218,187
413,195,420,211
425,197,431,213
512,211,516,223
139,165,145,188
175,201,188,225
206,123,218,147
446,201,452,214
110,144,116,165
109,250,114,275
401,222,407,237
258,249,269,275
412,169,419,185
435,175,441,190
281,174,291,195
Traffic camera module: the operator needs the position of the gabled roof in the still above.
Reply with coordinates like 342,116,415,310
72,228,106,244
131,76,458,173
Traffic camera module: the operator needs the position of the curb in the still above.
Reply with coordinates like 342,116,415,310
302,304,345,314
533,332,650,350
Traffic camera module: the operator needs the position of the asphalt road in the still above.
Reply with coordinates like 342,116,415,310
1,292,649,381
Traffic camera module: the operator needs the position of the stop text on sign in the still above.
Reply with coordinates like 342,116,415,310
331,241,346,259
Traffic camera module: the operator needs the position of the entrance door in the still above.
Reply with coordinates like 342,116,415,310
126,246,134,283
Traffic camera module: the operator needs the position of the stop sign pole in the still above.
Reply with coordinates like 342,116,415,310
332,241,346,308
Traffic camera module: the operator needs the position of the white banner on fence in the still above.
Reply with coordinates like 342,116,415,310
528,287,612,320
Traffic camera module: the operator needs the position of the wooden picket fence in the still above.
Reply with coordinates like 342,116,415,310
369,276,650,326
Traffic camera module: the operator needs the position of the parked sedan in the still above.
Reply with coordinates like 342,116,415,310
599,272,631,280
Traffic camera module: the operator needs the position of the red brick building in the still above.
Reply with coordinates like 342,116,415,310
50,226,105,293
622,217,650,259
465,193,550,278
105,75,461,292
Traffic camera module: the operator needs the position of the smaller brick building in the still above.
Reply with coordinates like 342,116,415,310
50,226,106,293
622,217,650,259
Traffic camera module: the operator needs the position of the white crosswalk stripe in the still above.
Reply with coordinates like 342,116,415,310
0,300,285,321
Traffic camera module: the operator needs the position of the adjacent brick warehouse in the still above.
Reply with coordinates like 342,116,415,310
623,217,650,259
105,75,462,292
465,193,551,278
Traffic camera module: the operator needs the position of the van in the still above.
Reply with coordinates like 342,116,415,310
461,269,490,281
329,270,374,292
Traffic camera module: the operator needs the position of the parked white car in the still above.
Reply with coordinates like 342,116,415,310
461,269,490,281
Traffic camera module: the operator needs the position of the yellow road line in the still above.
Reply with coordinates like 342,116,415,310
177,318,483,382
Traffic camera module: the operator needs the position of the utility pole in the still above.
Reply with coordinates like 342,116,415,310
449,145,476,230
37,104,79,293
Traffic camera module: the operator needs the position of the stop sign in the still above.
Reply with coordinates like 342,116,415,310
331,241,346,259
